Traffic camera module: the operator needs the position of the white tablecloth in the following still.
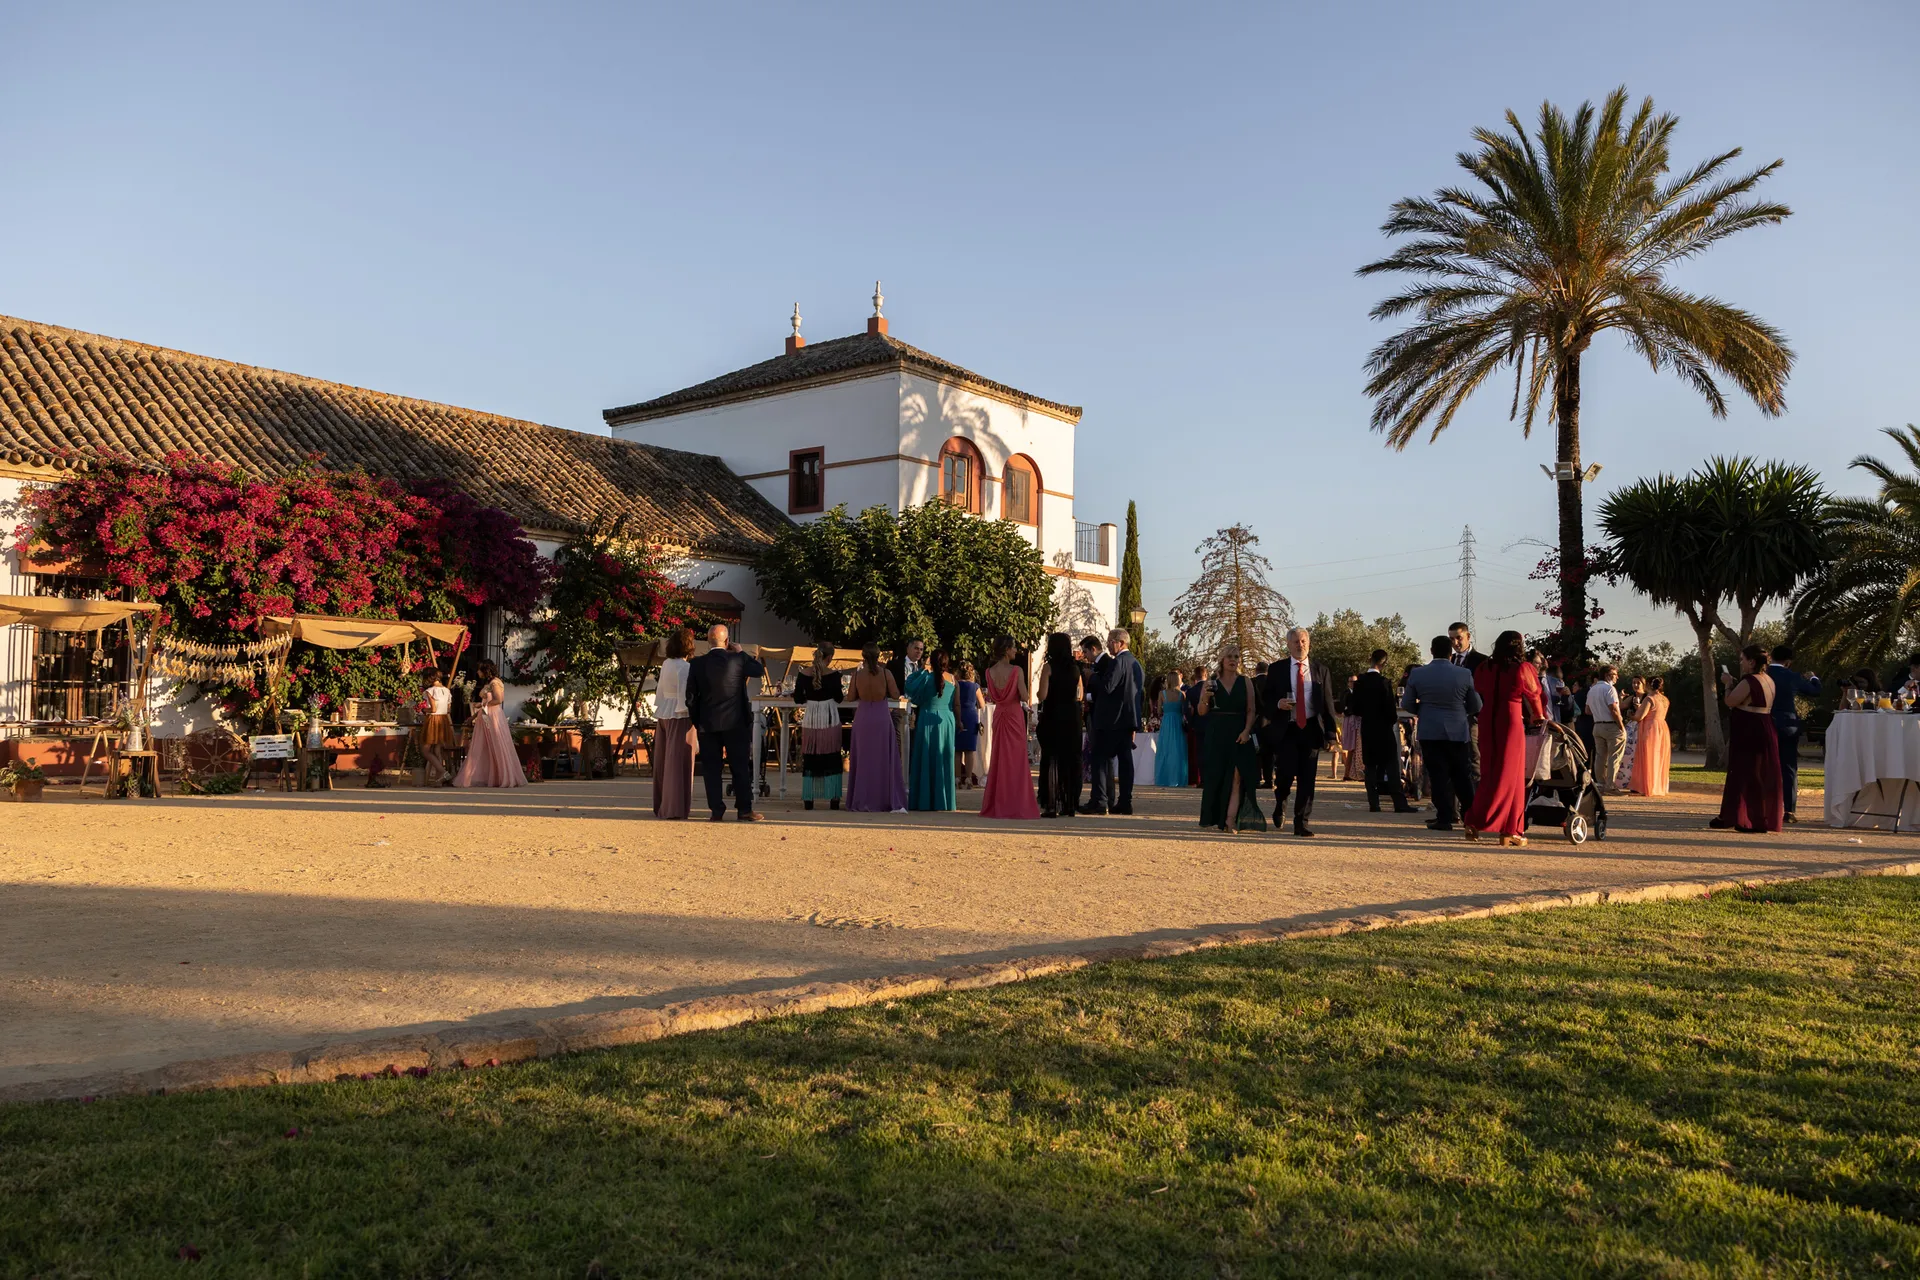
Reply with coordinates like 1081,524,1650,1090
1824,711,1920,831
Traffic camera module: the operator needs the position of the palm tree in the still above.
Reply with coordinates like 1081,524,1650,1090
1791,426,1920,672
1600,457,1828,768
1360,87,1795,655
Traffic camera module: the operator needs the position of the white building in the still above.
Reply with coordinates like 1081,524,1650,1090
603,292,1118,636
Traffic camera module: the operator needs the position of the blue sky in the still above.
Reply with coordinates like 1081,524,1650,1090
4,1,1914,650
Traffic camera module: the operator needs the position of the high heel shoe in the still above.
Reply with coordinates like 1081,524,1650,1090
1462,826,1482,842
1497,834,1528,847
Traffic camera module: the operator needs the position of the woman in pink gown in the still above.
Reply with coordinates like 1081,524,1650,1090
455,660,528,788
979,637,1040,819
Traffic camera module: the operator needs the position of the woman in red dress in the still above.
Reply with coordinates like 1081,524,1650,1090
979,637,1041,819
1462,630,1545,847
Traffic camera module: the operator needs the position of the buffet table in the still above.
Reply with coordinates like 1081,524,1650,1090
1824,710,1920,832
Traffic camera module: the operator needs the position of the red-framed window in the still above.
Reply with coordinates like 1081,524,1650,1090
939,437,983,514
789,447,825,514
1001,454,1040,526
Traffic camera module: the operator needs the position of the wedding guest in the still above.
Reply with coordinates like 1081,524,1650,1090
845,644,906,813
1630,676,1672,797
1449,622,1488,789
792,644,846,811
1339,673,1365,782
1076,636,1101,783
887,638,925,791
1082,628,1144,816
1615,675,1645,790
1035,632,1084,818
1198,645,1264,833
651,627,696,818
1402,637,1481,831
1183,664,1208,786
1461,630,1545,847
1260,627,1338,837
1766,644,1823,824
421,670,454,786
906,649,958,811
1712,645,1784,833
954,660,984,789
1348,648,1413,812
1398,663,1427,801
979,637,1040,819
1251,661,1274,787
1571,673,1596,761
1153,673,1189,787
686,623,765,822
1587,665,1626,793
454,660,527,789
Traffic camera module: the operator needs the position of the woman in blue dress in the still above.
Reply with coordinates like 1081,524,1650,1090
1153,673,1188,786
906,649,958,811
953,661,983,789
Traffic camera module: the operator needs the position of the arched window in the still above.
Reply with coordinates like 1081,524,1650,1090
1001,454,1040,526
939,437,983,513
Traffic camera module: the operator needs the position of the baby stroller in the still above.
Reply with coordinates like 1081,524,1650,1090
1525,721,1608,844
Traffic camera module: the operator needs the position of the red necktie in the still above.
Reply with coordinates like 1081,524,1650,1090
1294,661,1308,728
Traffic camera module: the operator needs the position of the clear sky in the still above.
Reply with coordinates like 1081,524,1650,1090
4,1,1914,651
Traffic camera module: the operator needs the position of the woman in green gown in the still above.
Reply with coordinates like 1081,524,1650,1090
906,649,958,811
1198,645,1265,832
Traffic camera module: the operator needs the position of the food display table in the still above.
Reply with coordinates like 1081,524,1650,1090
1824,710,1920,832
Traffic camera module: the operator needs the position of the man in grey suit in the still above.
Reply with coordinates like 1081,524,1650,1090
1402,635,1484,831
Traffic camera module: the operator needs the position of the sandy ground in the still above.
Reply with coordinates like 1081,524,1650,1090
0,774,1901,1090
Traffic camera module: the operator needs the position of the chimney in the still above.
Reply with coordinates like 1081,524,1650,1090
786,302,805,355
866,280,888,336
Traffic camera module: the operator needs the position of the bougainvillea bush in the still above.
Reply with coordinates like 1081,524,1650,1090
510,517,704,709
13,452,551,722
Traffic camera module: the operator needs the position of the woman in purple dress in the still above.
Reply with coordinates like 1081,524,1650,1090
1711,644,1784,833
844,643,907,813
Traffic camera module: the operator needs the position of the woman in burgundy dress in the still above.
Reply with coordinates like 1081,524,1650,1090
1462,630,1544,847
1711,645,1784,832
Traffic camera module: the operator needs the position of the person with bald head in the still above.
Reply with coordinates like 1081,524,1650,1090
1259,627,1339,836
685,622,766,822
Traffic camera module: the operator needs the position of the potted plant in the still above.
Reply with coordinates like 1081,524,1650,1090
2,761,48,802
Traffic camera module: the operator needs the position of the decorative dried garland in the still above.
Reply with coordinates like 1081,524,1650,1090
154,632,294,684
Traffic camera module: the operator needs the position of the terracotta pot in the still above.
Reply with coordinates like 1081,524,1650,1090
12,779,44,803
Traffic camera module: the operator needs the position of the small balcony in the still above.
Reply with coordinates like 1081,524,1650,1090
1074,521,1112,567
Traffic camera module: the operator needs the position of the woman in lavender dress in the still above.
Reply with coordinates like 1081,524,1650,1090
844,644,907,813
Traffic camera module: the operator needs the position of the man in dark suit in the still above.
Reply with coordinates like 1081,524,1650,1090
1251,662,1275,787
1349,647,1415,812
1260,626,1339,836
886,638,924,791
1766,644,1822,824
1082,627,1145,815
685,622,766,822
1448,622,1488,789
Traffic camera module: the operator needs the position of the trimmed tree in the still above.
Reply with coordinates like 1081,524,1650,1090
1360,87,1795,657
754,502,1054,660
1599,458,1828,768
1119,500,1144,653
1169,524,1293,664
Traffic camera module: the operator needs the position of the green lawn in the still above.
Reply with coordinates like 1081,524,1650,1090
1670,762,1824,791
5,880,1918,1279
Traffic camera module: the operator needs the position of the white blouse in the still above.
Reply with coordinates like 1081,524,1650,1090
654,657,690,721
425,685,452,716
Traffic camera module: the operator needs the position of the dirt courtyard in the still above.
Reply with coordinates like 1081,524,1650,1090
1,775,1903,1091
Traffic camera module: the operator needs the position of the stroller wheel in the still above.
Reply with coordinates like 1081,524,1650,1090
1565,812,1588,845
1594,814,1607,840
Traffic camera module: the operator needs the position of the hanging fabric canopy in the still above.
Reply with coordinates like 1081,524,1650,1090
259,615,468,650
0,595,160,632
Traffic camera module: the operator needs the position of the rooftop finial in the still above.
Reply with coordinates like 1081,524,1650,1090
790,302,802,338
786,302,806,354
872,280,884,319
866,282,890,337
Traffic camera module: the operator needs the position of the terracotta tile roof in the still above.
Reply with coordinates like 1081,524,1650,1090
0,315,790,558
602,330,1083,425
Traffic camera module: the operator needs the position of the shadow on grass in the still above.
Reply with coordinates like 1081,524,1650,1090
3,878,1917,1277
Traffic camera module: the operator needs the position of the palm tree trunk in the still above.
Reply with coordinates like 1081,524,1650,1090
1555,353,1587,656
1693,619,1727,771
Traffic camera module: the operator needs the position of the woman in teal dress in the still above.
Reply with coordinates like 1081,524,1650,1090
1198,646,1265,832
1153,674,1188,786
906,648,958,811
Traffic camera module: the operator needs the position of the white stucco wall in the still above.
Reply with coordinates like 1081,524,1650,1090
608,373,902,521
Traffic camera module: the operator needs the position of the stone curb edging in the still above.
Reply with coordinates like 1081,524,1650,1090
8,854,1917,1105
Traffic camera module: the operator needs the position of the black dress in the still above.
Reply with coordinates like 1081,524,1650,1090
1037,659,1083,816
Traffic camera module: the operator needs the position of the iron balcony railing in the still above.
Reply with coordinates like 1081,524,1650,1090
1074,521,1107,566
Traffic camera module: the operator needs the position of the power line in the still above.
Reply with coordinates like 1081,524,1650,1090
1139,542,1457,584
